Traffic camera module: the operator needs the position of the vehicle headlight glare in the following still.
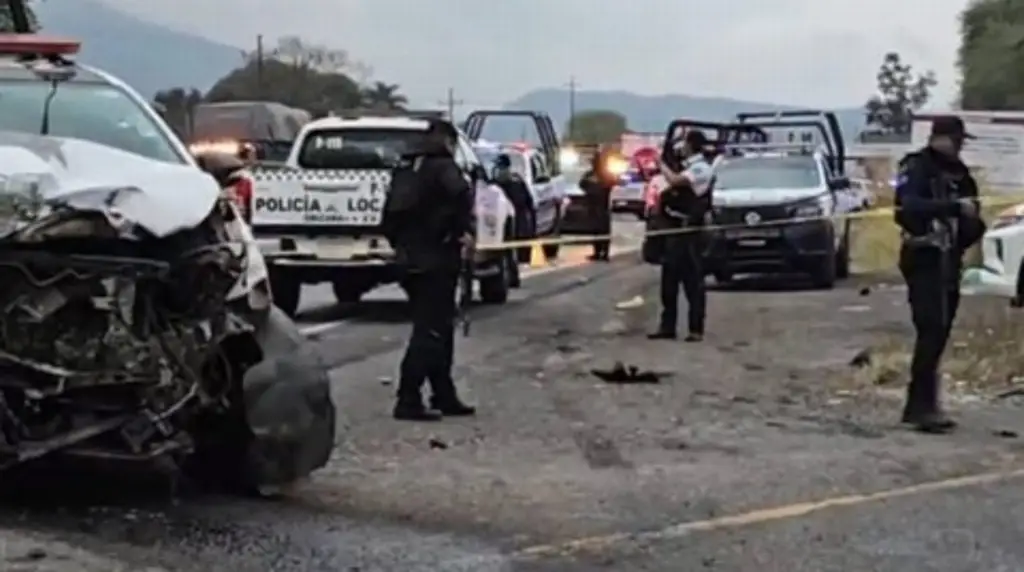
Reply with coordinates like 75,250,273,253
559,148,580,169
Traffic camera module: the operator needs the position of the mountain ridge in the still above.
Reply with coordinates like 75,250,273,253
36,0,866,142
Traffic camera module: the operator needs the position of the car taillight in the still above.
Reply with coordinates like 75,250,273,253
231,177,253,222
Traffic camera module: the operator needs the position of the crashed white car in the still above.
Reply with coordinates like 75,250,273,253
0,37,334,492
962,202,1024,304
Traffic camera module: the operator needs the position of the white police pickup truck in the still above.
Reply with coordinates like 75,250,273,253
248,112,517,316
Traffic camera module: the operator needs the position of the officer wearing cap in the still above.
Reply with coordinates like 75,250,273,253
492,152,532,281
894,116,986,433
648,130,715,342
580,148,615,261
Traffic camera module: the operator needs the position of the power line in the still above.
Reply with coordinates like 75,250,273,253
567,76,578,140
437,87,465,121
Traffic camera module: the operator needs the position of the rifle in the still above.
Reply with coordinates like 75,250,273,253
929,176,959,329
458,246,475,337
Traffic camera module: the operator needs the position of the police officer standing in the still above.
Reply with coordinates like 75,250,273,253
386,119,477,421
648,131,715,342
580,149,614,261
895,116,985,433
492,153,531,284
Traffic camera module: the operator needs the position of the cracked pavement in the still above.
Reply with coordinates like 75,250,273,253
5,247,1024,571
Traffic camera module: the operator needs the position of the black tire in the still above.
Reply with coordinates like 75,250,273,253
542,206,563,260
835,222,851,279
331,280,368,304
479,253,511,304
712,270,733,285
268,267,300,317
811,250,838,289
1012,258,1024,308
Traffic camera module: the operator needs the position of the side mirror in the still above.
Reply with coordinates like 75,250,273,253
828,177,850,191
534,175,551,184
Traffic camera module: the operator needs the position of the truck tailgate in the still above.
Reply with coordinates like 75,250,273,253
250,167,390,232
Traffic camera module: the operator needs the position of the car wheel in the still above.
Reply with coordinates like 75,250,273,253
712,270,733,285
812,250,838,289
835,222,851,279
331,280,369,304
1012,258,1024,308
479,254,510,304
268,266,300,317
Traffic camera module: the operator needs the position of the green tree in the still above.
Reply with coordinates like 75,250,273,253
958,0,1024,109
565,110,628,145
0,0,38,33
361,81,407,110
864,52,935,135
204,36,363,115
153,87,203,139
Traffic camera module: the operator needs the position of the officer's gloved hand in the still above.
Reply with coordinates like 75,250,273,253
957,198,978,218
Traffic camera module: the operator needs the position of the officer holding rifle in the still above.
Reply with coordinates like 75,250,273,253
382,119,477,422
894,116,985,433
648,131,714,342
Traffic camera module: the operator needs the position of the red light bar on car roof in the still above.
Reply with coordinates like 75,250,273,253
0,35,81,57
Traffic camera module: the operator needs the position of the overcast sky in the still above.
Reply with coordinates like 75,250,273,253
105,0,968,109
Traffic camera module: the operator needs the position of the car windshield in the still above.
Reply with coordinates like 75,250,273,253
0,81,183,164
714,156,822,190
297,128,428,169
474,147,528,179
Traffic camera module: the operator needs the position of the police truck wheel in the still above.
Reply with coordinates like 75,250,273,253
835,223,851,279
479,255,510,304
331,281,367,304
811,251,837,289
269,269,300,317
542,242,560,260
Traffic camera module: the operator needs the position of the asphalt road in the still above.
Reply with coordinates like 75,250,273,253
8,218,1024,571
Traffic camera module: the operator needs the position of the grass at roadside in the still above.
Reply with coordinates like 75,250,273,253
850,295,1024,397
848,183,1024,397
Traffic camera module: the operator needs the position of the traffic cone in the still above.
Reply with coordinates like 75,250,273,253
529,241,547,268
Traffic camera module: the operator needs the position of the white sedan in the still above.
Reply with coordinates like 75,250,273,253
961,203,1024,303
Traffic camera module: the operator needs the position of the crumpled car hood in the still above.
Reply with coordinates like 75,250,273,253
0,131,218,237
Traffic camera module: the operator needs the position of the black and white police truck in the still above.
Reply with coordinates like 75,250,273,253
705,110,863,288
247,111,517,316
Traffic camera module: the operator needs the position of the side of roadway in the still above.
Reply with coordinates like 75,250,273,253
0,528,152,571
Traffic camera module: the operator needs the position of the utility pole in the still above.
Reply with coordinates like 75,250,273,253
255,34,265,99
567,76,578,141
438,87,464,121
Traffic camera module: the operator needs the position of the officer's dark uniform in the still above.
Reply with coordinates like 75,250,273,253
648,132,714,342
894,116,985,433
391,121,477,421
579,151,614,261
493,153,533,276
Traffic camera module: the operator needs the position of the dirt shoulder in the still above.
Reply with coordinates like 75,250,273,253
304,264,1024,558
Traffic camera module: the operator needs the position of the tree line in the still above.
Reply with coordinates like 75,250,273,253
155,36,408,139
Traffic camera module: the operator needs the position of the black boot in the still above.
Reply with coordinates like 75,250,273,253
684,332,703,342
430,396,476,417
901,408,957,433
647,330,677,340
393,399,442,421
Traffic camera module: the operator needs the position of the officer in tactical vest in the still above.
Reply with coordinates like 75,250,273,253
894,116,985,433
385,119,477,421
648,131,715,342
579,149,614,261
492,153,531,284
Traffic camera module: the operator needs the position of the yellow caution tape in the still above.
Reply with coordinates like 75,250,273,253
475,195,1023,252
